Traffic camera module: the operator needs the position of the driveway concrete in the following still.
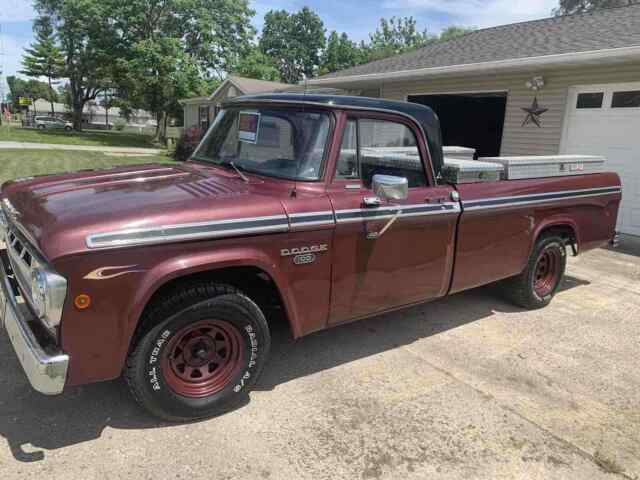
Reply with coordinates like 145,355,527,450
1,244,639,479
0,141,165,155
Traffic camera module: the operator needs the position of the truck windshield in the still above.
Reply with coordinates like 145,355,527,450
191,107,331,181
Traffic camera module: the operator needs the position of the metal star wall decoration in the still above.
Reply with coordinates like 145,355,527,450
521,96,548,127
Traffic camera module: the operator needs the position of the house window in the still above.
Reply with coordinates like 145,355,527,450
611,90,640,108
576,92,603,109
336,118,426,188
198,105,210,130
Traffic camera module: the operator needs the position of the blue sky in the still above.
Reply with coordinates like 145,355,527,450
1,0,558,96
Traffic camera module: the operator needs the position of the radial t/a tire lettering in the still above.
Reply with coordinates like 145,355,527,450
125,283,270,421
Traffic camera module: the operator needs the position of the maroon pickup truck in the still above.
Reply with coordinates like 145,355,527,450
0,94,621,420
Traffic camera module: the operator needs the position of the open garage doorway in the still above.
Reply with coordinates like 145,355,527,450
408,92,507,157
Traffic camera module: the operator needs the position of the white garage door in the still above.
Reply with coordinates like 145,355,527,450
561,83,640,236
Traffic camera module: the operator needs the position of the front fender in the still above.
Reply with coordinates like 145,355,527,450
56,229,333,386
125,245,301,342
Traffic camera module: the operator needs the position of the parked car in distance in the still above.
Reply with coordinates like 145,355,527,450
0,94,622,421
34,116,73,131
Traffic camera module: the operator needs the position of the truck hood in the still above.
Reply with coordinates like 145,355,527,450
1,162,289,259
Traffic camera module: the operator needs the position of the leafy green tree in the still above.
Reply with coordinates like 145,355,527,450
6,76,56,105
367,17,435,61
20,16,64,115
554,0,637,14
438,26,474,42
33,0,115,130
231,47,281,81
109,0,255,140
260,7,326,83
99,88,119,129
320,31,367,75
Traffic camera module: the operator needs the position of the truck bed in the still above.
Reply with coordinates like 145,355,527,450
450,171,621,293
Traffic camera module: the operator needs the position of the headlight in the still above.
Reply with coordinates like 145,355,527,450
31,268,48,319
30,266,66,331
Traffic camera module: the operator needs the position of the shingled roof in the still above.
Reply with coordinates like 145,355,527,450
316,4,640,81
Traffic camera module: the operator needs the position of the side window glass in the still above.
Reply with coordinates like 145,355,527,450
358,119,427,188
336,119,358,179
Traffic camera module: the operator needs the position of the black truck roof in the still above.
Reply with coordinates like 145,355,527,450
224,93,444,179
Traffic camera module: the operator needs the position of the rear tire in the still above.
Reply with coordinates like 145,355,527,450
502,235,566,309
125,283,270,421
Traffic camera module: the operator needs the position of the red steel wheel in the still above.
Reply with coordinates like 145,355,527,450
162,319,245,398
533,247,561,298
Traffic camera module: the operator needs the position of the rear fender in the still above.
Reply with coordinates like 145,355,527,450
530,216,580,258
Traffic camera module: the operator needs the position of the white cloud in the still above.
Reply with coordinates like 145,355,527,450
382,0,559,29
0,0,37,22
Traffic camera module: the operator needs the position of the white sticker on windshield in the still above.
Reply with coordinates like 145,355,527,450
238,111,261,143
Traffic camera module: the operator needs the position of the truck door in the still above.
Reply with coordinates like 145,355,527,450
327,114,459,324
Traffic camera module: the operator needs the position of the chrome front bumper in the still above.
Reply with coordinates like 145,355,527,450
0,249,68,395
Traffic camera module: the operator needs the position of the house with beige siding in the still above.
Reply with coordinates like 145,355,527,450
180,76,289,132
308,5,640,236
180,75,347,132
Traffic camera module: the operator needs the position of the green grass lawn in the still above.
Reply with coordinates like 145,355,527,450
0,124,159,149
0,149,177,184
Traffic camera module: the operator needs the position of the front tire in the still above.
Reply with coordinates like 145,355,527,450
125,283,270,421
502,235,566,309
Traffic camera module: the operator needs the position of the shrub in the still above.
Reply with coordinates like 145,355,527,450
173,126,203,161
113,119,127,131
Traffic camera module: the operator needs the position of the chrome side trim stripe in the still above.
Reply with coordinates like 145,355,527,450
87,214,290,248
85,186,620,248
86,203,461,248
462,186,621,211
289,211,336,227
335,202,459,223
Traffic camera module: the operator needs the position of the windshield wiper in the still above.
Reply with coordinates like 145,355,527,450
193,155,249,183
227,161,249,183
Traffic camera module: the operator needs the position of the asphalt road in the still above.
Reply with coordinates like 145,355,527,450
1,243,639,479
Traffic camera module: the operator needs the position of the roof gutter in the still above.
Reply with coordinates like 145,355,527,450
307,45,640,86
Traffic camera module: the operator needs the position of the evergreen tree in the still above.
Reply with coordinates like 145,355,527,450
20,16,64,115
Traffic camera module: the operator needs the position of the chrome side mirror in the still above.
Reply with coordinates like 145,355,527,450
372,174,408,201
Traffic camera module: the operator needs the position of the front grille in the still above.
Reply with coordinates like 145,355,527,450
1,203,67,337
5,226,37,307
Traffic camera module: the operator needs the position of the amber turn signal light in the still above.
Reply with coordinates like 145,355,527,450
74,294,91,310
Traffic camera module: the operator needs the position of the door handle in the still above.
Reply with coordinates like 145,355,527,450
363,196,381,208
